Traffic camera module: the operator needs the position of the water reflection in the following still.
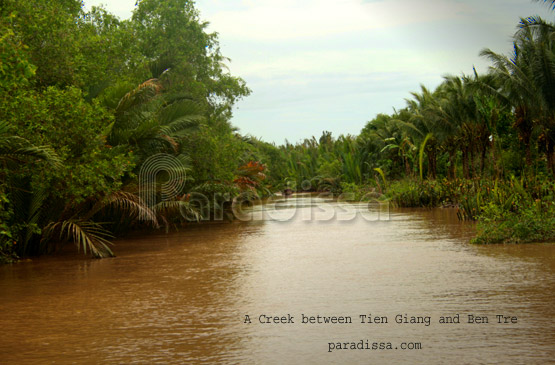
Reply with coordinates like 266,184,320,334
0,196,553,364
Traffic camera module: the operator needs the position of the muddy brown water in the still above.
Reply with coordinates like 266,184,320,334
0,195,554,364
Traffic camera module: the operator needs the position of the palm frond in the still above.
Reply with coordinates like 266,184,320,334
1,145,62,168
157,98,203,125
86,191,159,227
0,128,62,168
115,78,162,116
158,116,201,136
153,200,202,232
43,219,114,258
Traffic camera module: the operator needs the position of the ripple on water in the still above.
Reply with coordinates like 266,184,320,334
0,198,553,364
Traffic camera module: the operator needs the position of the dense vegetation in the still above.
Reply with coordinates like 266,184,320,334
1,0,554,263
0,0,281,262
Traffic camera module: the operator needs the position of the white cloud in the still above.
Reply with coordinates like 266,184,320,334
83,0,135,19
231,48,457,78
80,0,555,143
207,0,471,41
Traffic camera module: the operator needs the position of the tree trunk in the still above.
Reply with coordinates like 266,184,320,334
405,156,411,177
490,135,498,179
514,106,533,173
433,151,438,179
547,139,555,179
525,140,532,170
448,150,456,179
470,147,476,178
480,144,487,176
427,149,437,180
462,148,470,179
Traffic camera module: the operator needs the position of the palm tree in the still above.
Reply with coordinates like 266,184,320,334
517,18,555,176
440,74,504,179
405,85,452,179
0,121,62,259
108,78,203,163
480,49,538,171
464,71,511,178
0,128,150,259
432,77,474,179
481,15,555,177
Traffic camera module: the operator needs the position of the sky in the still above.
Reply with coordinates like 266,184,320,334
83,0,554,144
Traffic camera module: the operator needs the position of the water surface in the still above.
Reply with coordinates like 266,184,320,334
1,195,553,364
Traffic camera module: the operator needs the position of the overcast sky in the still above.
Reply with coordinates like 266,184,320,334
84,0,553,144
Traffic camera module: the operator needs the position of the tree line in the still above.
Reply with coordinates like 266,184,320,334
1,0,554,262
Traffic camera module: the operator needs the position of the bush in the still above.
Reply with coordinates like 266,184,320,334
339,182,380,201
386,179,446,207
0,189,18,264
472,204,555,244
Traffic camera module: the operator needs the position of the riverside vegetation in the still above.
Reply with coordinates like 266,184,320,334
1,0,554,263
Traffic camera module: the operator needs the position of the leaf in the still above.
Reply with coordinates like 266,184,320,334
43,220,114,258
419,133,433,180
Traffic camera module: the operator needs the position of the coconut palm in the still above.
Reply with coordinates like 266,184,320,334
480,52,536,169
108,78,203,162
405,85,453,179
481,16,555,177
517,18,555,176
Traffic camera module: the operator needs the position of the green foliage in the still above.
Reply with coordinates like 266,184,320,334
373,167,387,192
317,159,342,179
2,87,134,205
473,205,555,244
419,134,433,180
107,78,203,167
0,0,259,260
386,176,555,245
0,18,36,92
2,0,555,262
338,182,380,201
182,123,243,184
0,188,18,264
387,179,447,208
131,0,250,111
2,0,85,87
471,177,555,243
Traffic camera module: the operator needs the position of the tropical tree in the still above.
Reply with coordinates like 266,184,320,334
131,0,250,113
107,78,202,164
481,14,555,177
